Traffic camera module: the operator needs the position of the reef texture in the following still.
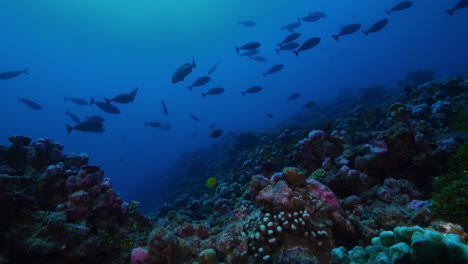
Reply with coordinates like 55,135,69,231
0,75,467,263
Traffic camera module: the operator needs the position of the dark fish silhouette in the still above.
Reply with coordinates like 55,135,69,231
250,56,266,62
275,42,300,54
240,49,259,58
241,86,262,96
208,61,220,75
209,129,223,138
303,101,316,109
66,120,104,134
86,115,105,123
90,97,120,114
190,113,199,121
161,99,168,116
281,20,302,32
447,0,468,16
263,64,284,77
385,1,413,15
293,37,321,56
105,87,138,104
278,33,301,47
64,96,88,105
267,113,274,118
298,12,326,22
202,87,225,99
0,68,28,80
287,93,301,101
144,121,161,127
332,24,361,41
187,76,211,91
17,97,42,110
238,20,256,27
172,58,196,83
235,42,261,53
362,19,389,36
66,109,80,123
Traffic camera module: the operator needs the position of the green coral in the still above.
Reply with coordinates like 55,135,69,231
431,142,468,227
309,168,327,182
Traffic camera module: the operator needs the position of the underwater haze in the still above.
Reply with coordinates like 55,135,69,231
1,0,467,209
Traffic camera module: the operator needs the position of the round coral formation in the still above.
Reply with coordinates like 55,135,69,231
283,167,307,187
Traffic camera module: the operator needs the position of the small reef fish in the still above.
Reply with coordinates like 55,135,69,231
105,87,138,104
446,0,468,16
362,19,389,36
90,97,120,114
172,58,196,83
64,96,88,105
86,115,105,123
238,20,256,27
332,24,362,41
385,1,413,15
187,76,211,91
278,32,301,47
206,177,218,187
202,87,225,99
241,86,262,96
189,113,199,121
293,37,321,56
0,68,28,80
209,129,223,138
298,12,326,22
250,56,266,62
235,42,261,53
263,64,284,77
281,20,302,32
144,121,161,127
66,120,104,134
287,93,301,101
17,97,42,110
275,42,300,54
161,99,168,116
303,101,316,109
267,113,274,118
66,109,80,123
207,61,220,75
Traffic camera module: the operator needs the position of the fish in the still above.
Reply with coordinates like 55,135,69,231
281,20,302,32
303,101,316,109
206,177,218,187
202,87,225,99
287,93,301,101
241,86,262,96
190,113,199,121
235,42,261,53
362,19,389,36
0,68,28,80
298,12,326,22
86,115,105,123
240,49,259,58
105,87,138,104
208,61,220,75
278,33,301,47
263,64,284,77
332,24,361,41
66,120,104,134
209,129,223,138
90,97,120,114
275,42,300,54
161,99,168,116
187,76,211,91
172,57,196,83
17,97,42,110
293,37,321,56
446,0,468,16
144,121,161,127
64,96,88,105
250,56,266,62
385,1,413,15
267,113,274,118
66,109,80,123
238,20,256,27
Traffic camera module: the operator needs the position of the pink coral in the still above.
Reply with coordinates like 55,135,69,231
131,247,149,264
306,179,341,208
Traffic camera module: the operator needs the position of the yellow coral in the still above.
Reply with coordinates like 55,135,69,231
283,167,307,187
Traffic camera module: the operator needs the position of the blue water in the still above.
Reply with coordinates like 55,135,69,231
1,0,467,209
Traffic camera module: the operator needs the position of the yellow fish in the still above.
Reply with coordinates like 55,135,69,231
206,177,217,187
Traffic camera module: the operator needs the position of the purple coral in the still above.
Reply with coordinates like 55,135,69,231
131,247,149,264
